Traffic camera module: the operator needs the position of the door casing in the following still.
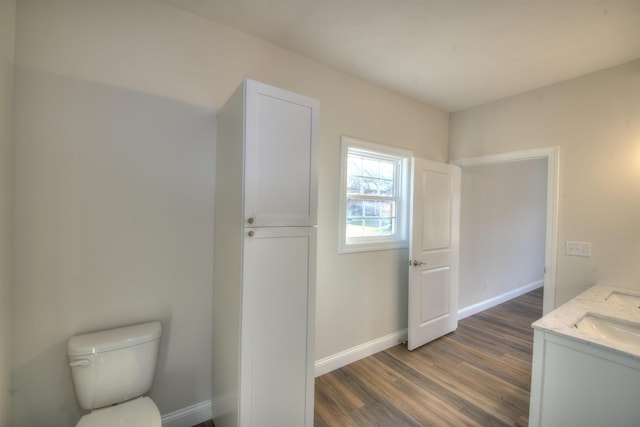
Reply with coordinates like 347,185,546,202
452,146,559,315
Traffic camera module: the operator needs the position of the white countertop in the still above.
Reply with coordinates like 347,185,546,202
532,284,640,359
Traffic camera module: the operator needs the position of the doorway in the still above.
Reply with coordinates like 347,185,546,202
452,146,559,315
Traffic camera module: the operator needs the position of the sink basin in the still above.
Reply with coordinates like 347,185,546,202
606,291,640,308
575,314,640,352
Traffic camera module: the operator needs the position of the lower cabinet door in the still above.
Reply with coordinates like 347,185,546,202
240,226,315,427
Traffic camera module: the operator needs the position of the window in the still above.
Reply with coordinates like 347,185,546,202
339,136,412,253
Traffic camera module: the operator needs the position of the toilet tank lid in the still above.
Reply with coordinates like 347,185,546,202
68,321,162,356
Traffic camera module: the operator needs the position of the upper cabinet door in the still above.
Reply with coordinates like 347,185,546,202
244,80,319,227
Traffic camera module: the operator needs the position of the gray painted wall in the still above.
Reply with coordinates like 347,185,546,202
10,0,448,425
451,59,640,306
0,0,15,424
459,159,547,309
11,1,638,425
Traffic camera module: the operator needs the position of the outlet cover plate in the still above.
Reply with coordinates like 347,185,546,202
566,241,591,257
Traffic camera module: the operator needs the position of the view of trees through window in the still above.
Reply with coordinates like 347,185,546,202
346,152,397,237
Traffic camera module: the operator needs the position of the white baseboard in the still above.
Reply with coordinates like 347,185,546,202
163,282,542,425
313,281,543,377
165,331,406,424
314,329,407,377
458,280,544,320
162,400,212,427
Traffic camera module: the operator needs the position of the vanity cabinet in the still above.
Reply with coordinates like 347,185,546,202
213,79,318,427
529,286,640,427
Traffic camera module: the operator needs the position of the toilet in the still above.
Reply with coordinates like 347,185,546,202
67,321,163,427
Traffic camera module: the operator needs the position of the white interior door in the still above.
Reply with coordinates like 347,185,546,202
407,158,461,351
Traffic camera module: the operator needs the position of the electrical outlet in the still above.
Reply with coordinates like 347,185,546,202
565,241,591,257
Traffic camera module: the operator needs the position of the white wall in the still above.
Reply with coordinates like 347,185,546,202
459,159,547,310
12,0,448,425
450,60,640,307
0,0,15,425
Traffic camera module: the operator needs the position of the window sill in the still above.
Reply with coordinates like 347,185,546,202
338,240,408,254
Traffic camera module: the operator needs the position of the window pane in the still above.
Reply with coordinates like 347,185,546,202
346,199,363,217
346,201,396,238
347,176,362,194
380,218,395,235
363,200,378,216
362,178,378,195
363,159,379,178
347,152,397,198
378,178,394,196
362,218,394,236
347,156,362,176
380,161,394,180
363,219,379,236
346,218,363,237
378,219,394,235
379,200,395,217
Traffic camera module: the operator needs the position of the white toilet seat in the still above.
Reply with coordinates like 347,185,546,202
76,396,161,427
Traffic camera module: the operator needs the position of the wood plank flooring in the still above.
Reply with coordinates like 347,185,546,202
194,288,542,427
314,288,543,427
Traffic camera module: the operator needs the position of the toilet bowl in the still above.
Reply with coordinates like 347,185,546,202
75,397,161,427
67,321,162,427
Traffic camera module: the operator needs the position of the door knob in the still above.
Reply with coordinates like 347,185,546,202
409,259,426,266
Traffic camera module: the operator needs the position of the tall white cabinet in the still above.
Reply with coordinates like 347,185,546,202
213,79,318,427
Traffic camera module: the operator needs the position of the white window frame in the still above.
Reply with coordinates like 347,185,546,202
338,136,412,254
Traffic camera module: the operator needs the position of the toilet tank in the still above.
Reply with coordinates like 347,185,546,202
67,321,162,410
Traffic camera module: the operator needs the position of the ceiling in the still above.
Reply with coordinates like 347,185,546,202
161,0,640,112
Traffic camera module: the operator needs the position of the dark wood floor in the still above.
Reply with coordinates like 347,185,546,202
314,288,543,427
195,288,543,427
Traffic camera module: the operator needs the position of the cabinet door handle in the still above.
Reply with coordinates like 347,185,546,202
248,230,255,237
247,217,255,224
